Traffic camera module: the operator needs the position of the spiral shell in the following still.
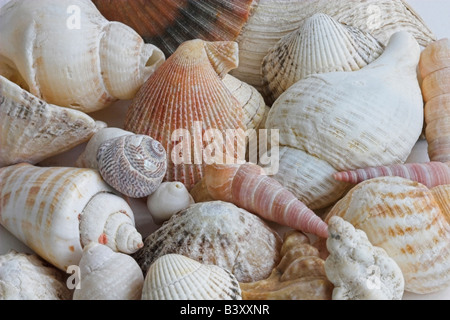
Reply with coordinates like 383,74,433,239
142,254,241,300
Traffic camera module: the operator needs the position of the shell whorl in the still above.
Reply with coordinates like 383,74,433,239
97,134,167,198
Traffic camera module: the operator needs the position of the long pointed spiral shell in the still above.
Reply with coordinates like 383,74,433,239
202,163,329,238
0,164,143,270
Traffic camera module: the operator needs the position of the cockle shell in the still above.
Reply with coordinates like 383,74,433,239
146,182,195,225
325,177,450,294
325,217,404,300
97,134,167,198
133,201,282,283
265,32,424,210
0,75,99,168
0,164,143,271
142,254,242,300
125,39,246,190
420,39,450,162
0,0,165,113
239,231,333,300
0,251,72,300
262,13,384,104
73,244,144,300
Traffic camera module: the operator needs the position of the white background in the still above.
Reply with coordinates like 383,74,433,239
0,0,449,300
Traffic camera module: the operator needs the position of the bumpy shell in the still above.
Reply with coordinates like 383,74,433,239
97,134,167,198
125,39,246,190
239,231,333,300
133,201,282,283
325,177,450,294
420,39,450,162
73,244,144,300
0,251,71,300
0,75,99,167
325,217,404,300
262,13,384,104
142,254,241,300
266,32,424,210
0,0,165,113
0,164,143,271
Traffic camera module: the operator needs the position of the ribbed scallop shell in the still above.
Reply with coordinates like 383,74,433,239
142,254,241,300
133,201,282,283
125,40,246,190
97,134,167,198
325,177,450,294
262,13,384,104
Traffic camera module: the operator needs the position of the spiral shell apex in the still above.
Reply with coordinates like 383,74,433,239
97,135,167,198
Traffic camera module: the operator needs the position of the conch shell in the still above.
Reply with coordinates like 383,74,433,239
73,244,144,300
0,0,165,113
142,254,242,300
420,39,450,162
265,31,424,210
239,231,333,300
0,75,99,168
325,176,450,294
125,39,246,190
0,164,143,271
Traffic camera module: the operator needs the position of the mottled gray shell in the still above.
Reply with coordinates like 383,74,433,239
97,134,167,198
133,201,282,283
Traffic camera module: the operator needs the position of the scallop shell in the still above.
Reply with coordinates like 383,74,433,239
262,13,384,104
125,39,246,190
97,134,167,198
142,254,242,300
239,231,333,300
133,201,282,283
0,75,99,168
325,176,450,294
0,251,72,300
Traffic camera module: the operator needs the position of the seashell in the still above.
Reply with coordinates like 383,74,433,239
0,0,165,113
325,217,404,300
0,75,99,168
133,201,282,283
239,231,333,300
73,244,144,300
265,32,424,210
194,162,329,238
97,134,167,198
0,251,72,300
146,182,195,225
0,164,143,271
334,162,450,189
262,13,384,105
142,254,242,300
325,176,450,294
420,39,450,162
125,39,246,190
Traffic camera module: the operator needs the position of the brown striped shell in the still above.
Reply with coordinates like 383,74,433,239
97,134,167,198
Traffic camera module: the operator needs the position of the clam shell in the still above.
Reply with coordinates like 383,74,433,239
262,13,384,104
133,201,282,283
142,254,242,300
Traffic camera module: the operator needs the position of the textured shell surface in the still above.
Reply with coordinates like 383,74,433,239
265,31,424,210
73,244,144,300
133,201,282,283
0,251,72,300
325,217,404,300
0,75,98,168
239,231,333,300
0,0,165,113
125,39,246,190
262,13,384,104
142,254,241,300
97,134,167,198
325,176,450,294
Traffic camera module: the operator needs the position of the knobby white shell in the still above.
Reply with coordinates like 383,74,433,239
142,254,242,300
